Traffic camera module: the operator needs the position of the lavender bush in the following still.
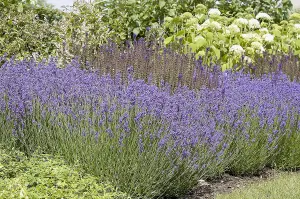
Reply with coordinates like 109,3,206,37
0,57,299,198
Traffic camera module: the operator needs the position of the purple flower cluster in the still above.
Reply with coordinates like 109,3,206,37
0,58,299,159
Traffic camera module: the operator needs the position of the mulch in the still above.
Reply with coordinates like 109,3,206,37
181,168,281,199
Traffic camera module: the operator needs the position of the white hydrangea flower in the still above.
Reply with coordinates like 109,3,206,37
197,19,210,30
210,21,222,30
225,29,231,35
251,41,265,53
294,24,300,29
262,33,274,42
248,18,260,29
229,45,245,56
256,13,272,20
243,56,252,63
228,24,240,34
251,41,263,49
208,8,221,16
259,28,269,33
234,18,248,26
241,33,261,41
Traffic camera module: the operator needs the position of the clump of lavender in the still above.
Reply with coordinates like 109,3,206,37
0,58,299,197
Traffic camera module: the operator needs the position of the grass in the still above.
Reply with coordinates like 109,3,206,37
217,171,300,199
0,145,130,199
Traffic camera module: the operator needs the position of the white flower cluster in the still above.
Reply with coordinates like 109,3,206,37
234,18,248,26
210,21,222,30
256,13,272,20
259,28,269,34
241,33,261,41
229,45,245,56
197,20,221,31
251,41,265,53
294,24,300,29
243,56,252,63
225,29,231,35
262,33,274,42
248,18,260,29
208,8,221,16
197,19,210,30
228,24,240,34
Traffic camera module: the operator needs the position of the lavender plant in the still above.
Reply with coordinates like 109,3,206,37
0,57,299,197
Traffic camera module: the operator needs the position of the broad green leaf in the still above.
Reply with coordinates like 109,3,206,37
188,43,197,52
108,9,114,15
142,14,149,20
17,3,23,13
272,29,281,37
222,63,230,71
295,50,300,55
159,0,166,9
211,46,221,59
176,30,185,37
164,36,174,45
295,40,300,48
206,32,214,41
132,28,140,36
172,17,182,24
168,9,176,16
194,36,207,49
196,50,205,58
131,15,138,20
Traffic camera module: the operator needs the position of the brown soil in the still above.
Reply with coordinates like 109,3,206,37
181,168,280,199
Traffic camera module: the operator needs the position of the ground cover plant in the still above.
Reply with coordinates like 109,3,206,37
0,146,130,199
0,56,299,198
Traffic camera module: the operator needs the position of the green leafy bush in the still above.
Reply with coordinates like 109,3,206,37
0,0,65,60
216,0,293,23
162,5,300,70
89,0,294,42
0,146,130,199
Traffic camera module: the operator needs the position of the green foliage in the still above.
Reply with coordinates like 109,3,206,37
0,9,64,60
92,0,215,42
0,146,130,199
161,5,300,70
89,0,293,42
216,0,293,23
0,1,113,66
0,0,66,60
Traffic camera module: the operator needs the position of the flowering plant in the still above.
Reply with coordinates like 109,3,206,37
162,4,300,70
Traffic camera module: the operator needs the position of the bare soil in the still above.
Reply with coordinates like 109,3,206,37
181,168,280,199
